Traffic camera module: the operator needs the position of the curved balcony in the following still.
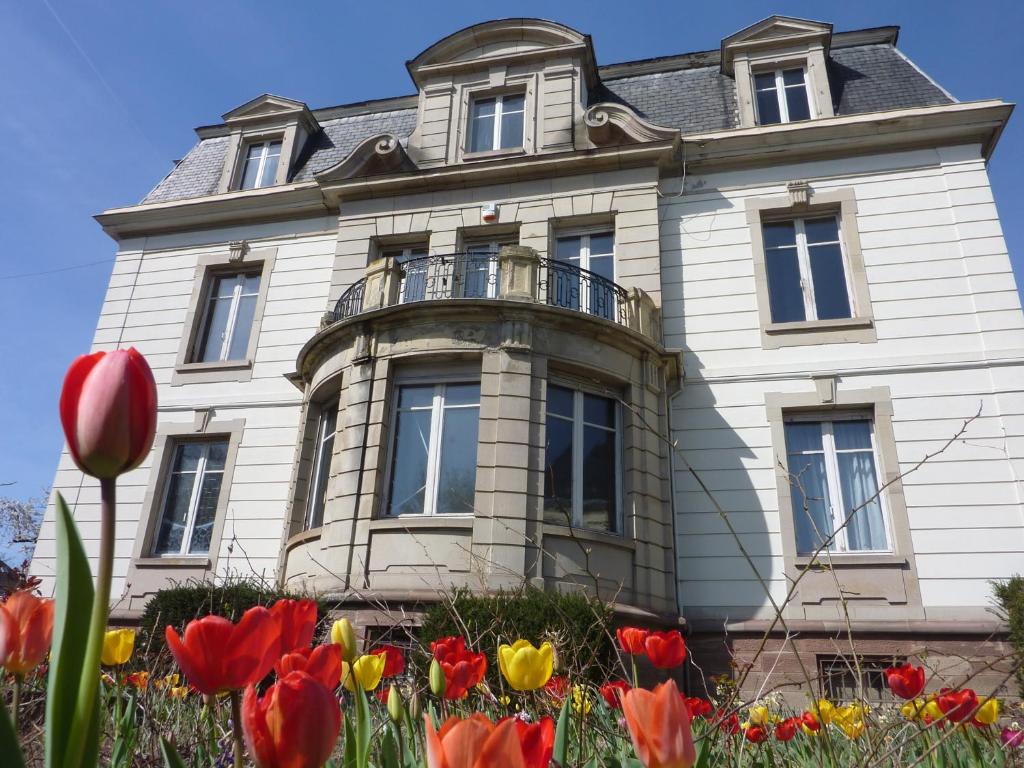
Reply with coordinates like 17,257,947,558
327,246,660,342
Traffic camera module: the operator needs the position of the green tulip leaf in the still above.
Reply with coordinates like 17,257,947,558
0,701,27,768
45,493,96,768
342,711,357,768
159,736,189,768
553,697,571,768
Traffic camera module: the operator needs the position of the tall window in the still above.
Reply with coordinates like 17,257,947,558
784,415,889,555
754,68,811,125
240,140,282,190
462,238,514,299
544,384,620,533
193,271,261,362
468,93,525,153
384,246,429,303
153,440,228,556
762,216,851,323
305,401,338,530
552,231,616,320
386,382,480,516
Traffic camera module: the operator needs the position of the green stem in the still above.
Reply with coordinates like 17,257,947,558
11,674,21,732
62,477,116,768
230,689,245,768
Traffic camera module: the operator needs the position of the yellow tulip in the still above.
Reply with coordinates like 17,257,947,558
901,699,925,721
331,618,357,663
497,639,554,691
832,702,868,740
814,698,835,725
571,685,591,715
975,698,1000,725
343,653,386,692
748,704,777,726
923,698,943,722
101,628,136,666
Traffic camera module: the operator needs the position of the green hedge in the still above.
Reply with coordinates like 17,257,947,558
419,586,616,685
993,575,1024,695
139,577,333,652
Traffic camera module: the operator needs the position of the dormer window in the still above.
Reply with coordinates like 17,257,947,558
468,93,525,153
754,68,812,125
240,140,282,190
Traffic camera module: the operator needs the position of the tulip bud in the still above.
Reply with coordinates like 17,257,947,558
429,658,446,698
60,348,157,479
387,684,404,723
330,618,357,664
408,689,423,721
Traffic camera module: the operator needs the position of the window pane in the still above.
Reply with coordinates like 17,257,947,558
242,273,262,294
587,254,614,281
153,471,192,555
555,236,582,262
444,383,479,407
804,217,840,244
435,405,480,514
838,452,887,551
259,142,281,187
834,420,872,450
469,98,496,152
754,72,776,91
765,248,805,323
756,88,781,125
196,295,232,362
187,471,223,554
808,243,852,319
543,415,573,525
782,69,805,86
589,232,614,257
787,452,833,554
763,221,796,249
499,106,524,149
583,393,615,428
547,385,574,418
227,294,257,360
502,94,525,113
387,409,432,515
785,87,810,121
398,385,433,410
785,421,824,453
462,254,493,298
581,424,616,532
175,442,206,472
240,145,262,189
205,441,228,471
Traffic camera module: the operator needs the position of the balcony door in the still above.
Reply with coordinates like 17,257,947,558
552,231,616,319
384,246,430,303
462,239,513,299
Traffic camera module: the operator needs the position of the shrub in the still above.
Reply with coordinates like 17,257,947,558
993,574,1024,695
138,576,333,653
419,585,616,685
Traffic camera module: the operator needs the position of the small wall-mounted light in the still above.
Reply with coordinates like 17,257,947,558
481,203,499,224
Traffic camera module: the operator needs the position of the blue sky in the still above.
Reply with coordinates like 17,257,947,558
1,0,1021,531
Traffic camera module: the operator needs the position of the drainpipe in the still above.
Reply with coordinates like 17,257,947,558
343,331,377,593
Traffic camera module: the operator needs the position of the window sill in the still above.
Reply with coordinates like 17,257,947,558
762,316,876,349
543,523,634,550
134,556,211,569
795,553,907,569
462,147,525,162
370,516,474,532
171,359,254,385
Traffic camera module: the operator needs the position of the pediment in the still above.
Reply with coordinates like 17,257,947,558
407,18,595,86
721,15,832,73
315,134,417,184
223,94,319,130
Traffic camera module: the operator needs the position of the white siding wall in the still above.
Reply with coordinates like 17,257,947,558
30,216,338,601
663,144,1024,621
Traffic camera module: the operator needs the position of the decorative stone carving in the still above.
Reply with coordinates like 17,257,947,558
228,240,249,262
315,134,417,182
499,315,533,350
351,324,373,365
583,103,678,146
813,374,838,403
787,180,812,208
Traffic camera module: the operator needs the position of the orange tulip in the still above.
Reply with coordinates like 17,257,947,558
270,599,317,656
0,591,55,676
621,679,696,768
425,713,526,768
274,644,342,690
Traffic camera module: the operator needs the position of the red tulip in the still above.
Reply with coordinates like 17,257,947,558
616,627,649,655
275,644,342,690
165,607,280,695
600,680,631,709
544,675,568,702
270,599,317,656
430,636,486,700
744,725,768,744
243,671,341,768
683,697,713,719
774,718,799,741
621,679,696,768
374,643,406,677
885,663,925,700
644,630,686,669
513,716,554,768
937,688,978,723
0,591,55,676
800,711,821,733
425,713,525,768
60,348,157,479
715,710,740,734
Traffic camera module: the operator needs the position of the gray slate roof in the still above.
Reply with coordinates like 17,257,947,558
141,42,953,206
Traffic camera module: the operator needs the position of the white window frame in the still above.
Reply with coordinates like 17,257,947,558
193,270,261,363
467,93,525,153
304,401,338,530
545,383,623,534
753,66,813,125
764,215,853,323
553,228,616,317
383,376,481,518
239,139,282,190
784,412,892,554
153,440,227,557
